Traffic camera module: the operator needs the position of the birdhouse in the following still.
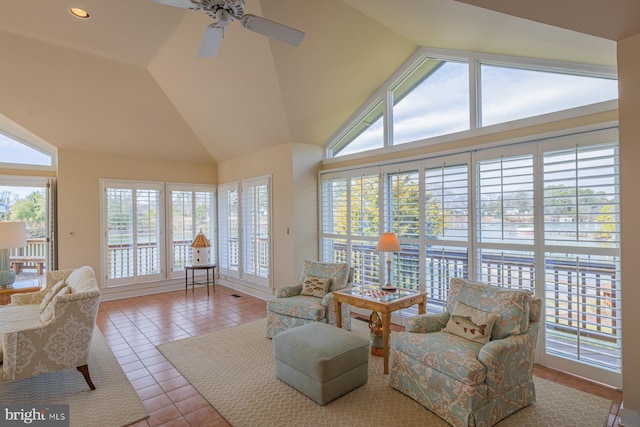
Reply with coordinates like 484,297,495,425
190,230,212,266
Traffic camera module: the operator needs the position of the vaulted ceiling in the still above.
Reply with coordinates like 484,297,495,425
0,0,635,164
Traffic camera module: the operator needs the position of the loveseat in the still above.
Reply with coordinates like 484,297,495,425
390,278,541,427
0,266,101,390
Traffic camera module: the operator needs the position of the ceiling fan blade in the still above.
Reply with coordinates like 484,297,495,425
241,14,305,46
199,25,224,57
152,0,200,10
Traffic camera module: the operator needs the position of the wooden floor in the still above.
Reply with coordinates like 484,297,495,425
96,285,623,427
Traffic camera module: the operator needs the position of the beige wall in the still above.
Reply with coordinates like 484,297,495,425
217,142,322,288
618,33,640,418
56,149,216,279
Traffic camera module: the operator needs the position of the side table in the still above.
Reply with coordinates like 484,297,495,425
184,264,216,295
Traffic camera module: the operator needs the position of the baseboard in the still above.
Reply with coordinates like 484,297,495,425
620,403,640,427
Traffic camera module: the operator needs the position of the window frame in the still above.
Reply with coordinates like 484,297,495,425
100,179,165,287
218,176,273,288
166,183,217,279
319,125,621,387
324,47,617,161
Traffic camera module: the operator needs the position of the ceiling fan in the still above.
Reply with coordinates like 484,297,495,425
152,0,305,57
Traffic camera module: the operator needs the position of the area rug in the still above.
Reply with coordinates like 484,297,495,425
0,329,148,427
158,319,611,427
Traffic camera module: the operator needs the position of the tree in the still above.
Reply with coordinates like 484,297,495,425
8,191,46,237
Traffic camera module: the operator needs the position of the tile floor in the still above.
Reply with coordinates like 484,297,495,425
96,285,623,427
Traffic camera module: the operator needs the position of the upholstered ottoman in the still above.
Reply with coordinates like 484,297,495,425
273,322,369,405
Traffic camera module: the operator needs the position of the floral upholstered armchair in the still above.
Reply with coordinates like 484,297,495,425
390,278,541,427
0,266,101,390
266,260,353,338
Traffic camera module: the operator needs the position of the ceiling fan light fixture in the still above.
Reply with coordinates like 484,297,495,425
69,7,91,19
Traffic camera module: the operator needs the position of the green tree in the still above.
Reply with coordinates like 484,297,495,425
8,191,46,237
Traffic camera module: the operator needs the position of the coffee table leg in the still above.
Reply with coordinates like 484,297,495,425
382,311,391,375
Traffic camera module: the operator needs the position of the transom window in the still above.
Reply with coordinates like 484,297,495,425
326,47,617,159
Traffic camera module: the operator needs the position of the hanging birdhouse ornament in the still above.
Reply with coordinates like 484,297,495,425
190,230,212,266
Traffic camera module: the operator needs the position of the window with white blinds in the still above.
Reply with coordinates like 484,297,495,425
102,181,164,286
319,126,621,385
477,154,535,245
242,177,270,287
475,151,535,291
424,160,470,303
217,177,271,287
384,170,420,291
167,184,216,278
218,182,240,278
321,172,381,286
542,139,621,373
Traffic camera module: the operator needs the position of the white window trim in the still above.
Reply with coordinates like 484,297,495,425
218,176,273,288
166,182,217,280
100,179,165,287
324,46,617,162
319,124,621,387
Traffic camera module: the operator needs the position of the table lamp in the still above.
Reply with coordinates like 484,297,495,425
375,232,401,292
0,221,27,288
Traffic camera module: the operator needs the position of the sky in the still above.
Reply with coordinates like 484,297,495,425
0,133,52,166
337,62,618,156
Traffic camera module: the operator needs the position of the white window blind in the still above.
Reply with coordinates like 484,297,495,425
168,184,216,278
320,172,381,286
102,181,163,286
424,160,470,302
384,169,420,290
242,177,270,287
218,182,239,278
543,139,621,373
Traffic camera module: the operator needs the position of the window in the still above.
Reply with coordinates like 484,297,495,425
321,170,381,286
423,158,470,304
218,176,272,287
326,48,617,159
0,130,54,168
320,126,621,386
101,180,216,287
242,177,271,287
481,64,618,127
475,151,535,293
167,184,216,278
102,181,164,286
393,59,469,145
218,182,240,278
383,168,420,291
542,139,620,374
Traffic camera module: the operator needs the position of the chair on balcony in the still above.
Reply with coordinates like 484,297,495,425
266,260,353,338
390,278,541,427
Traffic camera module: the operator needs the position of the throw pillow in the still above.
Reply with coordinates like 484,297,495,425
300,276,332,297
443,300,498,344
39,280,70,323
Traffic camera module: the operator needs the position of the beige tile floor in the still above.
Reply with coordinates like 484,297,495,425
96,285,623,427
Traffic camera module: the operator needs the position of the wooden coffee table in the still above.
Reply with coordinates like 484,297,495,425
333,287,426,374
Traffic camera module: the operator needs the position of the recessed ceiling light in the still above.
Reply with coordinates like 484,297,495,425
69,7,90,19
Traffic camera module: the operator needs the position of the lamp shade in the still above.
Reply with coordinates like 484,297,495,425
0,221,27,249
375,232,401,253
